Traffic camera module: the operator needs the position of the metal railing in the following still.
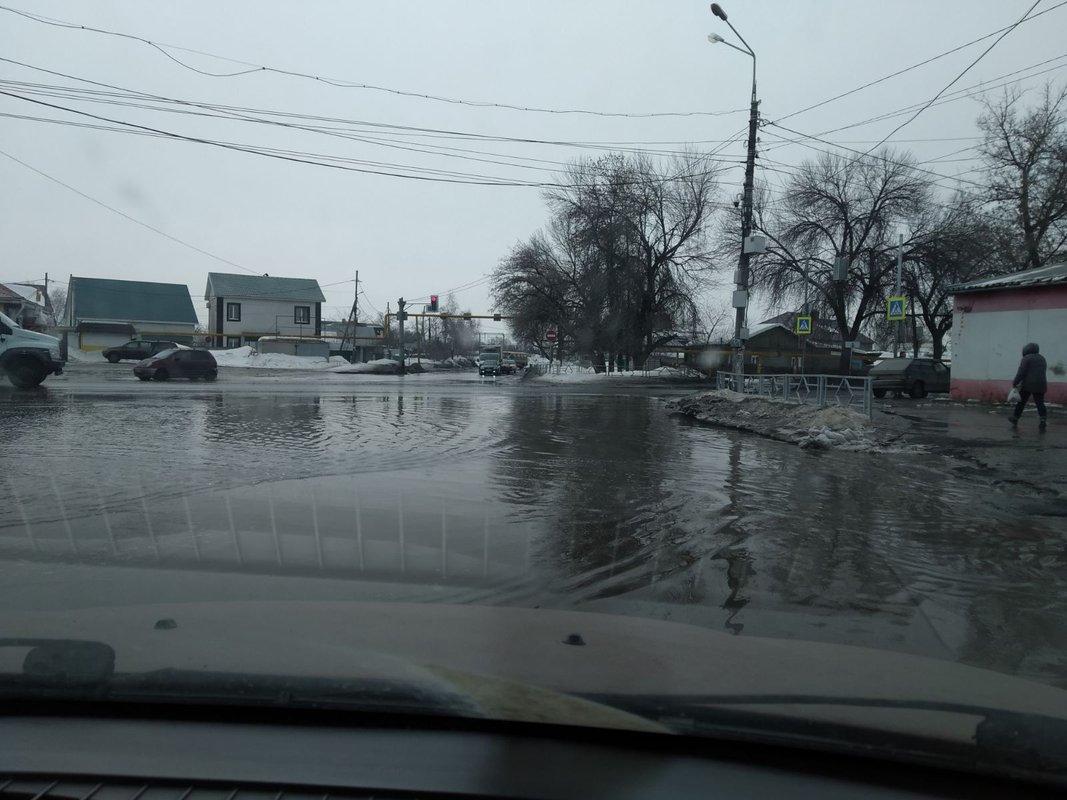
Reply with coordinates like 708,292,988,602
716,372,873,418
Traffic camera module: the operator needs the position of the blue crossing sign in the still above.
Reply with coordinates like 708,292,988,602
887,297,906,321
796,315,812,335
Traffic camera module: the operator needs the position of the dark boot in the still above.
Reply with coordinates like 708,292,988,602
1010,415,1019,427
1039,417,1047,431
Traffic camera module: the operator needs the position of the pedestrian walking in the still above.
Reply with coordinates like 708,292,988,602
1010,342,1048,430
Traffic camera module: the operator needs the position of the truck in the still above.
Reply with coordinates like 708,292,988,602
0,311,66,388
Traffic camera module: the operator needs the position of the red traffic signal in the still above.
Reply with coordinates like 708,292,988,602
429,295,439,312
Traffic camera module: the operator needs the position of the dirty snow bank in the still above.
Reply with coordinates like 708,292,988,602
212,346,347,370
531,365,705,383
331,358,400,374
666,390,892,450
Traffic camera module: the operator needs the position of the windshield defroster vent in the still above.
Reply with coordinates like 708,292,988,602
0,779,393,800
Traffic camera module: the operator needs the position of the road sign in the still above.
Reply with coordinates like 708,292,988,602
887,297,906,321
796,315,812,335
546,330,557,342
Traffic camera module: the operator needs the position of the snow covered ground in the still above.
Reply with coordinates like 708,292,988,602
666,390,902,451
211,346,348,370
529,365,705,383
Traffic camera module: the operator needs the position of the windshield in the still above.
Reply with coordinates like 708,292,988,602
0,311,21,330
3,0,1067,785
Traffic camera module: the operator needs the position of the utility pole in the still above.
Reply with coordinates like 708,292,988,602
710,4,758,389
397,297,406,375
895,233,903,357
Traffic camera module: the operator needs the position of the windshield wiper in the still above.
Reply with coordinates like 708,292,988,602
582,692,1067,779
0,638,481,718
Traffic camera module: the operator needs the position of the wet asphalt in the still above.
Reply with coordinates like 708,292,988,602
2,361,1066,687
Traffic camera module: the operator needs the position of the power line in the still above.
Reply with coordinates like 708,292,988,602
0,87,740,190
774,0,1067,123
0,57,745,163
760,52,1067,155
856,0,1042,157
0,3,747,120
0,147,263,275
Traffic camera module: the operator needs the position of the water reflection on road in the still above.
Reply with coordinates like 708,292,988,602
2,382,1065,686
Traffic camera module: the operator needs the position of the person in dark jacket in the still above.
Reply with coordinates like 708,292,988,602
1011,342,1048,429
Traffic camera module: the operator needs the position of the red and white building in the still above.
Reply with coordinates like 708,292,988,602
949,262,1067,404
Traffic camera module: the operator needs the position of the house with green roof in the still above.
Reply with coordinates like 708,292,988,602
205,273,325,348
61,276,198,351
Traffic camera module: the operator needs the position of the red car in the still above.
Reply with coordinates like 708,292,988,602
133,348,218,382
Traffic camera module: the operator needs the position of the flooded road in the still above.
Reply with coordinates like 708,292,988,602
2,368,1066,687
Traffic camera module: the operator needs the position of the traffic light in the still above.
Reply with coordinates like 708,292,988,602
429,295,439,312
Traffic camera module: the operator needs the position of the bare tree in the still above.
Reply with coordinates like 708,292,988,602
493,152,722,367
896,195,1000,359
746,150,929,372
977,83,1067,270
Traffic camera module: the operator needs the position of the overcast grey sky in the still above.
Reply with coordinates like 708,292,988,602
2,1,1065,331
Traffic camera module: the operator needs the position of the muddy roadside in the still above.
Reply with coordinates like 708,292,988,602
666,391,1067,510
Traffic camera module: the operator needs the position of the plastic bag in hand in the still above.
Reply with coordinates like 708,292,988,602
1007,387,1021,403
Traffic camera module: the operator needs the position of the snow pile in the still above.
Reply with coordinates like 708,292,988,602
530,365,705,383
211,346,347,370
331,358,400,375
65,346,102,363
438,355,475,369
666,390,884,450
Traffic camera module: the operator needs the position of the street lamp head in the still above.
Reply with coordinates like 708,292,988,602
707,33,725,44
710,3,728,21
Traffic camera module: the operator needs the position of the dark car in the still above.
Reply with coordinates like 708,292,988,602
133,348,218,382
103,339,180,363
479,356,501,377
870,357,950,399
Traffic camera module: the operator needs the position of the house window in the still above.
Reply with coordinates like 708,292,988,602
226,302,241,322
225,336,241,349
294,306,311,325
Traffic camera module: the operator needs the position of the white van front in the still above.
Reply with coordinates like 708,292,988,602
0,311,65,388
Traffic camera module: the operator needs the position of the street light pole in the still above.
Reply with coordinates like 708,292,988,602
709,3,758,388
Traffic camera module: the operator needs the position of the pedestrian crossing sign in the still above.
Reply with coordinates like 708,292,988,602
887,297,906,321
796,316,812,335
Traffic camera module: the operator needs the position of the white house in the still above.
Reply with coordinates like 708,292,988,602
205,273,326,348
949,261,1067,404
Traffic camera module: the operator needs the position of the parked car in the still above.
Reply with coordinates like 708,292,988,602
500,357,517,375
103,339,180,363
870,357,950,399
133,348,218,382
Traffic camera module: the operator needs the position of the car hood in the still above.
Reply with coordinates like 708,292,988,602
3,599,1066,729
5,326,60,348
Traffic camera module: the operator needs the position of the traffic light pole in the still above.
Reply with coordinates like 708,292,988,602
397,297,406,376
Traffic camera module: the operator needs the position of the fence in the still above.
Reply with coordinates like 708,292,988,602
716,372,873,418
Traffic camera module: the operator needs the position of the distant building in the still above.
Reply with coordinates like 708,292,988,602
949,261,1067,404
320,320,385,362
0,282,48,330
61,276,198,351
205,273,325,348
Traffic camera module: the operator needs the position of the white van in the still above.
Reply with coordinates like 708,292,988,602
0,311,65,388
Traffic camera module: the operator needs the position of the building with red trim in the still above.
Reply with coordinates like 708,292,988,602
949,262,1067,404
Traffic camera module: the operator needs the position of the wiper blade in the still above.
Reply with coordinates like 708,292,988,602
583,692,1067,779
0,638,114,685
0,639,481,718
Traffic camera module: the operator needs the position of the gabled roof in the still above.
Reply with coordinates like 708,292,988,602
758,311,877,349
0,283,23,302
69,277,197,324
949,261,1067,294
206,273,325,302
